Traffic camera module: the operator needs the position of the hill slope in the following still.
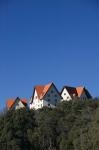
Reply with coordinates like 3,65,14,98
0,99,99,150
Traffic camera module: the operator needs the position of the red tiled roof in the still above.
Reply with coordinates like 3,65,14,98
65,86,78,97
35,83,52,99
76,87,84,97
6,98,28,109
6,99,15,109
61,86,85,97
21,98,27,104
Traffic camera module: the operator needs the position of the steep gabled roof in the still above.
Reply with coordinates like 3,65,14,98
76,86,92,98
61,85,92,98
30,83,62,103
76,87,84,97
84,88,92,98
6,99,15,109
34,83,53,99
7,97,28,109
65,86,78,97
61,86,78,98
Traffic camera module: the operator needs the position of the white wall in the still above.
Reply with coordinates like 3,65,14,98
61,88,72,101
30,90,43,110
15,101,25,110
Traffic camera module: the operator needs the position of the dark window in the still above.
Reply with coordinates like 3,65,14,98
55,94,57,97
48,104,50,106
47,94,50,97
51,90,54,93
48,99,50,102
55,99,57,102
64,93,66,95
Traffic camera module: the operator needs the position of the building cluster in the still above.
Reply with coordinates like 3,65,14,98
6,83,92,110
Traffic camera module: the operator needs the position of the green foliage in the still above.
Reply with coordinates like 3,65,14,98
0,99,99,150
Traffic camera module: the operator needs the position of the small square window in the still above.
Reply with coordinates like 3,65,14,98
48,104,50,106
48,99,50,102
51,90,54,93
47,94,50,97
64,93,66,95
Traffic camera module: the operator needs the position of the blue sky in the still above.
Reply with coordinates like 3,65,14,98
0,0,99,109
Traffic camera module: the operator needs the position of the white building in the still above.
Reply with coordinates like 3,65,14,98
7,97,28,110
30,83,62,110
61,86,92,101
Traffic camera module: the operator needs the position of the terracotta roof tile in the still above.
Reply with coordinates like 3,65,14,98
35,83,52,99
6,99,15,109
21,98,27,104
76,87,84,97
7,98,28,109
62,86,90,98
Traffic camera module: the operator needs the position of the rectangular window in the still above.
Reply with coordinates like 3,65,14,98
48,104,50,106
55,99,57,102
51,90,54,93
47,94,50,97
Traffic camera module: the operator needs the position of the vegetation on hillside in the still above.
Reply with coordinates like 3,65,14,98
0,99,99,150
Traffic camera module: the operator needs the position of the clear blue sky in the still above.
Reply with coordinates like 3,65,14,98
0,0,99,109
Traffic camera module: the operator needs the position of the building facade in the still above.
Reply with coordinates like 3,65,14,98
30,83,62,110
7,97,28,110
61,86,92,101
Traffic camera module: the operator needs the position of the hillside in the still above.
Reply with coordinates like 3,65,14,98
0,99,99,150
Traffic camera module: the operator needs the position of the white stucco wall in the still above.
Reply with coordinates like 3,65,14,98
30,90,43,110
61,88,72,101
15,101,25,110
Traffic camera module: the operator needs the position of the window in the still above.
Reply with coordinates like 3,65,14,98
67,96,69,99
47,94,50,97
48,99,50,102
55,94,57,97
48,104,50,106
64,93,66,95
51,90,54,93
55,99,57,102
